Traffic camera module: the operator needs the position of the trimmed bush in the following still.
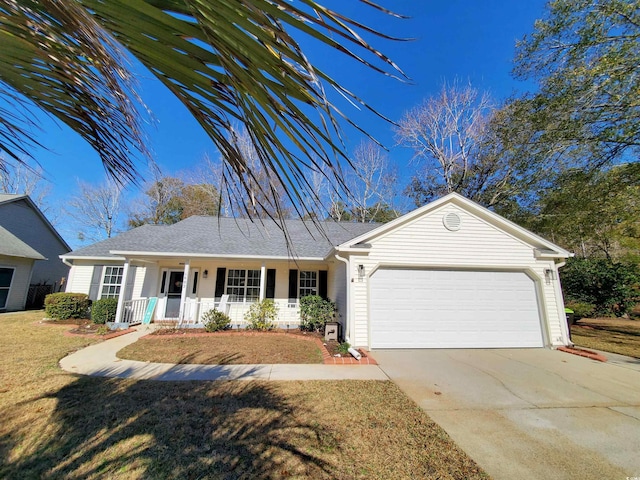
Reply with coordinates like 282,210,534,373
244,299,278,331
44,293,90,320
299,295,336,332
202,309,231,332
91,298,119,324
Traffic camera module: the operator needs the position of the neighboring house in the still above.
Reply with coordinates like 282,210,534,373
0,194,71,310
61,193,573,349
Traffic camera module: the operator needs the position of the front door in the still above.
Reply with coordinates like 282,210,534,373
164,271,184,318
158,268,200,320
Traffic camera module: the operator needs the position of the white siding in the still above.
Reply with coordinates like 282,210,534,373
329,260,347,329
66,263,95,294
66,261,124,296
348,205,567,348
0,255,35,311
132,265,147,299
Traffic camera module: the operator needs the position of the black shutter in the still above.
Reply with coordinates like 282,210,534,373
160,271,167,294
192,271,199,295
288,269,298,302
319,270,328,300
266,269,276,299
88,265,104,300
214,267,227,299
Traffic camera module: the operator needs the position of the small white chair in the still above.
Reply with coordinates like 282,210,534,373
218,294,230,316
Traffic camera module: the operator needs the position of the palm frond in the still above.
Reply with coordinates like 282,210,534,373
0,0,149,182
1,0,407,218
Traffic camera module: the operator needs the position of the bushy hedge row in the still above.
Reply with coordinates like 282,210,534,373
44,293,90,320
91,298,119,324
561,257,640,317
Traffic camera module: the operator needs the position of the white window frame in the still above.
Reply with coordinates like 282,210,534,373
225,269,261,303
0,266,15,309
100,265,124,299
299,270,318,298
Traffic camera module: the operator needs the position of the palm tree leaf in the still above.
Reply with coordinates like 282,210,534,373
0,0,150,182
1,0,407,220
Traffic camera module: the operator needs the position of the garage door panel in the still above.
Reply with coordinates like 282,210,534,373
370,269,543,348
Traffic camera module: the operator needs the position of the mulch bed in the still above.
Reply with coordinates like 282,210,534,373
38,318,135,340
145,328,377,365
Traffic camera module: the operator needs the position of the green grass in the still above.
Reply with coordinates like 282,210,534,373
0,311,487,479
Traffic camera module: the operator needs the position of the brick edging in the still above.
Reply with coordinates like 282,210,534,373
140,330,377,365
557,346,607,362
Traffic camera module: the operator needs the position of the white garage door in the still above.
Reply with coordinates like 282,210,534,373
369,269,544,348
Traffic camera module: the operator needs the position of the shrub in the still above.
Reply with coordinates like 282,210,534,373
244,299,278,331
299,295,336,332
91,298,119,324
202,309,231,332
96,325,110,335
565,301,596,320
337,342,351,355
44,293,90,320
560,257,640,316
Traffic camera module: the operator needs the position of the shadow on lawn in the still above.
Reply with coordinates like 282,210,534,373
0,377,335,478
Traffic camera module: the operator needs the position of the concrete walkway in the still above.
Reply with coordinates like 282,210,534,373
59,326,388,381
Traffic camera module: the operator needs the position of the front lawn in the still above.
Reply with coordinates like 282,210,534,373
570,317,640,358
0,311,487,479
117,332,324,364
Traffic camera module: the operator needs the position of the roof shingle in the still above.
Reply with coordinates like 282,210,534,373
64,217,380,259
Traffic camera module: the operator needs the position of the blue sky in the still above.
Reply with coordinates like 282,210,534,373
17,0,547,245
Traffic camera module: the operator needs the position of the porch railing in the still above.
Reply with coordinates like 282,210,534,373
180,298,301,329
108,298,148,329
121,298,149,325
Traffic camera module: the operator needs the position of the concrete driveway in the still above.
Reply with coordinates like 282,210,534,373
373,348,640,480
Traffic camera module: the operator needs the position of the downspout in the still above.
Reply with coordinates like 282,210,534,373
334,251,352,344
553,260,572,346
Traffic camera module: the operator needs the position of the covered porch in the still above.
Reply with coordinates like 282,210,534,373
112,254,339,329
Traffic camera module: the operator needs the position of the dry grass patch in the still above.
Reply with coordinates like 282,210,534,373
0,311,487,479
117,333,324,364
571,317,640,358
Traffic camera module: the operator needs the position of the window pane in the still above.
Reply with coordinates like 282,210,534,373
300,271,317,297
0,268,13,288
226,269,262,301
0,288,8,308
101,265,124,299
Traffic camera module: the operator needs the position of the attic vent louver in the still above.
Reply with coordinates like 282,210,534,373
443,212,462,231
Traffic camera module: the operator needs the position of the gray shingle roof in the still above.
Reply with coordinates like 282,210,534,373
64,217,380,259
0,226,46,259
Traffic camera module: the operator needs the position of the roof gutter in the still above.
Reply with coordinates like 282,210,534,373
108,251,325,261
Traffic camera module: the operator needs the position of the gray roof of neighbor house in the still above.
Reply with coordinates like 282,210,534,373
0,193,71,250
0,226,46,260
62,216,380,260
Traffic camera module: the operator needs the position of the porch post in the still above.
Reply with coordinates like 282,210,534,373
178,260,190,321
115,260,130,323
259,262,266,301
